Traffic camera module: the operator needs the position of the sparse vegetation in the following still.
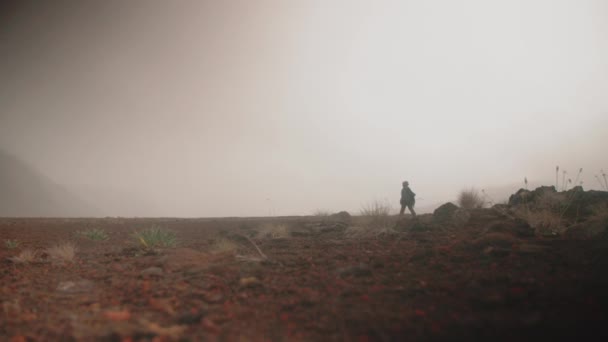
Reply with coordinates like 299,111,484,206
514,174,587,234
595,169,608,190
209,238,239,254
457,188,485,209
256,223,289,239
312,209,331,217
9,249,37,264
521,209,563,233
46,242,77,263
480,189,494,207
133,226,177,249
360,199,394,228
591,203,608,219
5,239,20,249
79,228,109,241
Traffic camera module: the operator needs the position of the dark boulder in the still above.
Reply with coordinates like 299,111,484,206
330,211,351,223
433,202,459,222
508,186,608,224
508,186,557,207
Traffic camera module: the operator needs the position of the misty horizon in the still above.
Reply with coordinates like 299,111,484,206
1,0,607,217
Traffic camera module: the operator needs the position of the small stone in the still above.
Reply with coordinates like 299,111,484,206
202,291,224,303
57,280,95,294
177,311,205,325
239,277,261,287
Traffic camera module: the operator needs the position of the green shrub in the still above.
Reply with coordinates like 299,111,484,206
5,239,20,249
79,228,109,241
133,226,177,248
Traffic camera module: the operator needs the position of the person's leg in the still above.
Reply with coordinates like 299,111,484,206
408,204,417,217
399,203,405,215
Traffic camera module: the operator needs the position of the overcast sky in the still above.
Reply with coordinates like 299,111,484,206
1,0,607,217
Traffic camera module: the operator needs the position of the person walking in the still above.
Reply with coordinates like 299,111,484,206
400,181,416,217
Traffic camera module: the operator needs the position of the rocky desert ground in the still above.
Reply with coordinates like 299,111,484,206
2,186,608,341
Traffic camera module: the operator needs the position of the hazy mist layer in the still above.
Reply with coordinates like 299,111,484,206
1,0,607,217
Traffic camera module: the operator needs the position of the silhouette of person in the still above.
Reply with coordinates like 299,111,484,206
399,181,416,217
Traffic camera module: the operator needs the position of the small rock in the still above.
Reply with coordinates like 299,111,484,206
202,291,224,303
483,246,511,257
177,311,205,325
239,277,261,287
201,317,220,334
433,202,459,222
56,280,95,294
329,211,352,223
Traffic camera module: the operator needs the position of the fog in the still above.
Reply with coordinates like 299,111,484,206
1,0,607,217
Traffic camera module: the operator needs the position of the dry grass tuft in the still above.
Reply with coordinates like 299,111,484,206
46,242,77,263
521,209,563,233
458,188,485,209
359,199,394,228
312,209,331,217
209,238,239,254
256,223,289,239
9,249,37,264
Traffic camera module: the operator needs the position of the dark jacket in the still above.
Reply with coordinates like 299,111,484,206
401,186,416,205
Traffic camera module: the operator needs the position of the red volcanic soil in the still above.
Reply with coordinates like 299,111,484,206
1,213,607,341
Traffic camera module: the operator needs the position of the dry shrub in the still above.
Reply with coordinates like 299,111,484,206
360,199,394,228
46,242,77,263
458,188,485,209
209,238,239,254
522,209,563,233
590,203,608,220
536,192,567,210
312,209,331,217
9,249,37,264
256,223,289,239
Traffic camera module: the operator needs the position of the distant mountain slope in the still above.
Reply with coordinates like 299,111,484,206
0,149,97,216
